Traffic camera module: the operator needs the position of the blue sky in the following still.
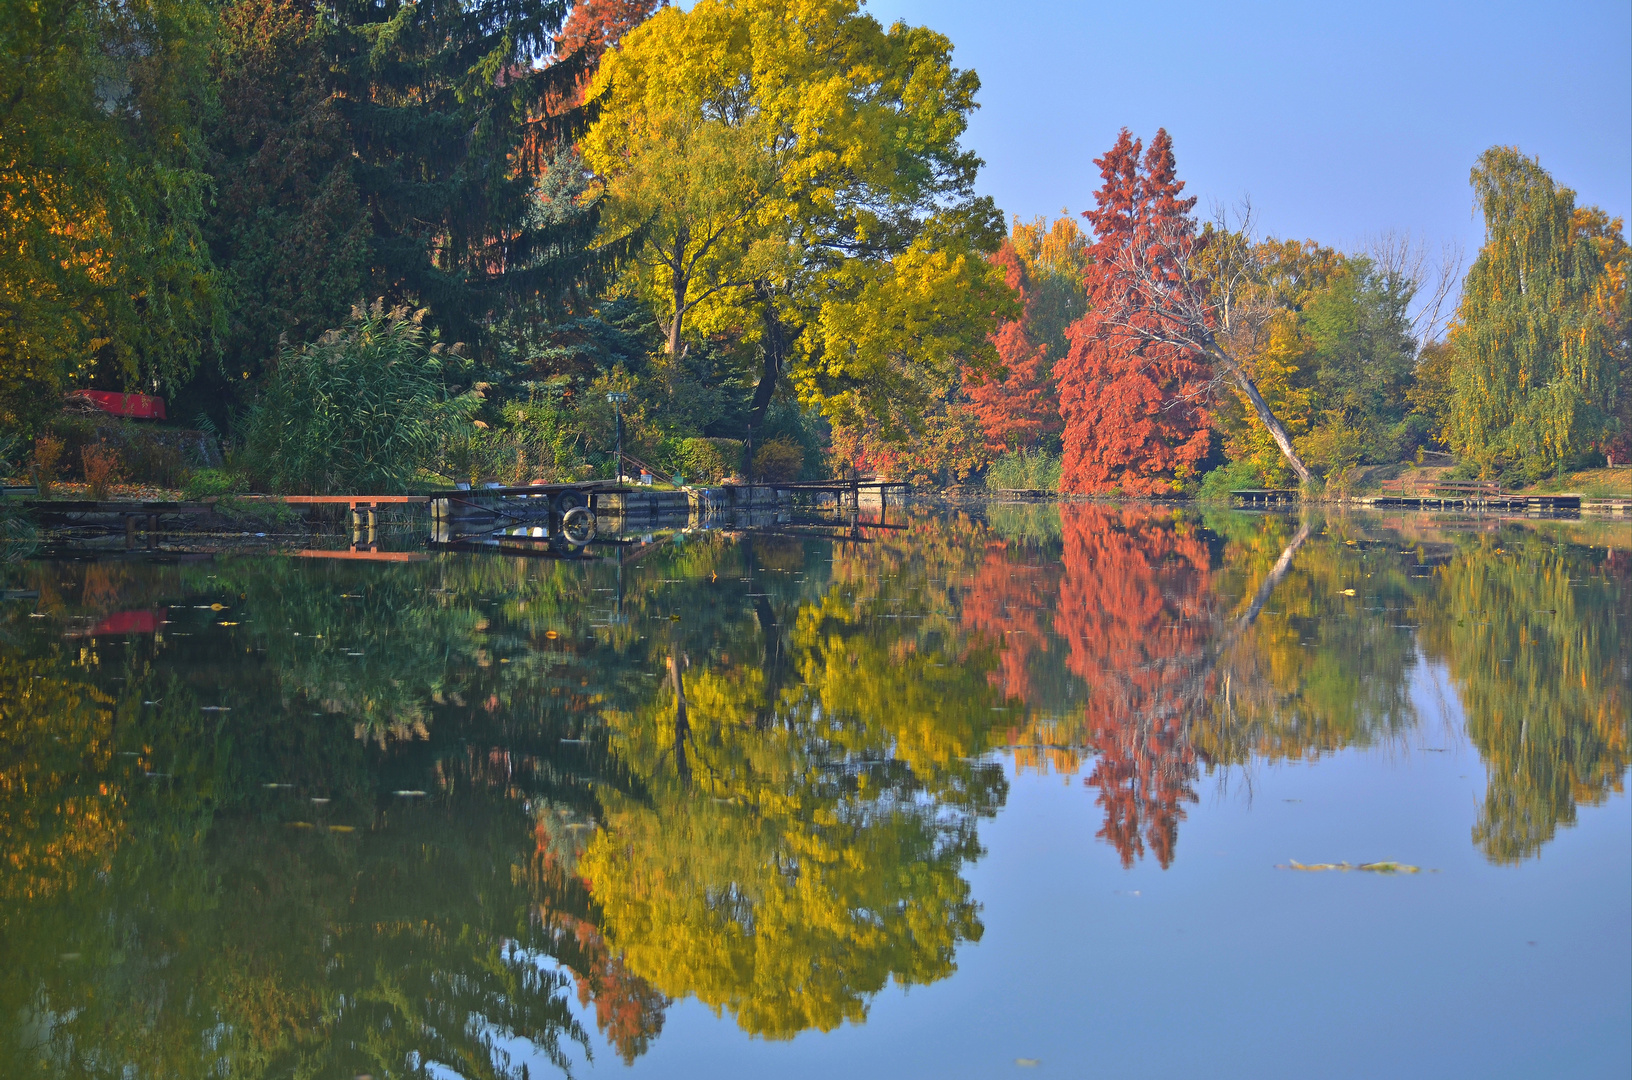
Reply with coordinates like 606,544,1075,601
863,0,1631,256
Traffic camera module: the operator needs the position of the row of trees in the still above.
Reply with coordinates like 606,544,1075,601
948,136,1629,493
2,0,1625,491
2,0,1022,491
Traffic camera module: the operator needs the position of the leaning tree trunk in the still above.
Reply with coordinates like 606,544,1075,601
1203,335,1314,486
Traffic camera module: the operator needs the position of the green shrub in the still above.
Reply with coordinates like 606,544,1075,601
241,302,479,494
985,450,1061,492
182,468,243,500
1197,458,1267,503
678,438,744,483
752,439,804,483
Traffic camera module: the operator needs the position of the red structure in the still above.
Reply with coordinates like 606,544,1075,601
65,391,168,420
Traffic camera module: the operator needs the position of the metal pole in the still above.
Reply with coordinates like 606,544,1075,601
615,405,623,483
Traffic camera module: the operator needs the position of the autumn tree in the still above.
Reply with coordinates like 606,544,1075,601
0,0,220,431
1057,129,1214,494
1009,214,1091,365
966,243,1063,452
1446,147,1617,478
582,0,1012,443
1571,206,1630,463
557,0,660,64
1062,131,1318,487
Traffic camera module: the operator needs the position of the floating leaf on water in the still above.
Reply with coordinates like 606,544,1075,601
201,706,231,712
142,700,161,706
217,621,239,626
285,821,315,829
310,797,330,804
1341,589,1356,597
1281,860,1423,873
393,790,427,797
328,825,355,833
544,630,559,639
264,783,292,789
210,603,226,611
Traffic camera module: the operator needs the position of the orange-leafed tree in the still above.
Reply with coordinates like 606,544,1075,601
1057,129,1213,494
557,0,662,62
965,243,1063,452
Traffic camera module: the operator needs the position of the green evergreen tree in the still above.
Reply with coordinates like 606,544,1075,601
193,0,618,426
1448,147,1615,478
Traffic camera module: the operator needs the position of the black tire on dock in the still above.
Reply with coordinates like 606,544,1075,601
561,506,596,544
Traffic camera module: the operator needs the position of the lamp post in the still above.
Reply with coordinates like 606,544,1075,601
607,391,629,483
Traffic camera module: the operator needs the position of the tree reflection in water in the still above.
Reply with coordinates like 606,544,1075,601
0,508,1624,1073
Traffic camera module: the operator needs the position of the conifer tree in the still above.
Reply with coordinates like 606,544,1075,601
201,0,614,413
1057,130,1212,494
1448,147,1616,478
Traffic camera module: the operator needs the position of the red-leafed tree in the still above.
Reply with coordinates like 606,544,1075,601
537,0,662,119
1058,129,1214,494
966,243,1062,451
557,0,661,65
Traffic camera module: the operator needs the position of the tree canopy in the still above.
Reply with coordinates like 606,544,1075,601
582,0,1013,441
1447,147,1617,478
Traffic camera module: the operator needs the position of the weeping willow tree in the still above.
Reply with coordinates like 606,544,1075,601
1447,147,1617,479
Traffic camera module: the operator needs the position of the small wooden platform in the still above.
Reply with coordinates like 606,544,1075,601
1231,489,1300,506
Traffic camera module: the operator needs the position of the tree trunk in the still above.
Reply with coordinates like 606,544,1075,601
1204,336,1314,486
669,651,690,783
665,228,689,355
667,275,686,356
746,279,785,435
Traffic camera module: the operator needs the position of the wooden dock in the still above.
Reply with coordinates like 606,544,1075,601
1231,489,1301,506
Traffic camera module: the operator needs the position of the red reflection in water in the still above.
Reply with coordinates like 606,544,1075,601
1058,506,1213,868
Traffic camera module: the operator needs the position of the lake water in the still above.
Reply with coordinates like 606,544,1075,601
2,504,1627,1079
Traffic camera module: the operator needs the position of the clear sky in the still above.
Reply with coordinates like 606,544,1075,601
863,0,1631,256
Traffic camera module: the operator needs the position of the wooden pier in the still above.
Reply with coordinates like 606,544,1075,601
1231,489,1301,506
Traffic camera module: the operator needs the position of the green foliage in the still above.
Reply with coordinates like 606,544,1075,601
676,438,743,483
1300,256,1422,465
584,0,1011,439
750,438,803,483
1196,457,1267,503
0,0,223,432
196,0,370,422
240,302,479,493
985,449,1061,492
181,468,242,499
1448,147,1617,478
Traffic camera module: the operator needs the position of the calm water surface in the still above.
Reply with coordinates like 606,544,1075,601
2,505,1627,1079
